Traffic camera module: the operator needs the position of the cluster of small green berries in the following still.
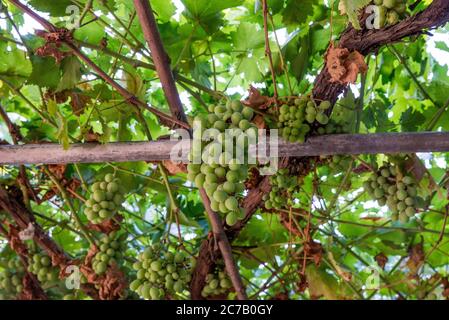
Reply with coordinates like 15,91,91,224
0,257,24,299
201,269,232,298
84,174,125,224
372,0,407,27
130,244,192,300
317,101,354,135
28,252,59,285
363,163,419,223
92,231,127,275
278,95,331,142
187,99,257,226
263,169,300,210
327,155,353,172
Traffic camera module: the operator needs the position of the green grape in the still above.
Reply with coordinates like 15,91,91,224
84,174,125,224
363,161,419,223
201,265,232,298
371,0,408,28
28,251,59,287
328,154,353,172
383,0,396,9
131,244,193,300
275,95,331,142
266,169,300,210
187,99,254,224
0,256,25,299
92,231,127,275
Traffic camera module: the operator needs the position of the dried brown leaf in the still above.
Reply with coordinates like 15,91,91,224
326,44,368,84
163,160,187,175
242,86,275,110
375,252,388,270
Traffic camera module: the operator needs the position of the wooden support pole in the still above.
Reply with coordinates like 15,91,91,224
1,132,448,165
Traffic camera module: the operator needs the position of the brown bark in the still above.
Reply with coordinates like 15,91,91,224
192,2,449,299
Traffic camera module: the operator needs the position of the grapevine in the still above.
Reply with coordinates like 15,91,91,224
187,99,257,226
0,256,24,299
92,231,127,275
130,244,192,300
372,0,408,27
263,168,301,210
84,174,125,224
276,95,331,143
201,267,232,298
363,160,421,223
0,0,448,303
28,251,60,286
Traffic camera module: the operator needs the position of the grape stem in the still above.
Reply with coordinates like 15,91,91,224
43,166,96,246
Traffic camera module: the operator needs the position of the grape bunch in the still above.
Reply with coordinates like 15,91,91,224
263,169,300,210
372,0,407,27
187,99,257,226
317,101,354,135
84,173,125,224
0,257,25,298
201,269,232,298
130,244,192,300
28,251,59,285
327,155,353,172
92,231,127,275
277,95,331,143
363,163,419,223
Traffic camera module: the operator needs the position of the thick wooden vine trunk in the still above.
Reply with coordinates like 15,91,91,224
0,186,100,299
313,0,449,102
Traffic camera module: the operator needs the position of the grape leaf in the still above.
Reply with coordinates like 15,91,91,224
28,0,76,16
339,0,371,30
28,56,61,89
56,56,82,92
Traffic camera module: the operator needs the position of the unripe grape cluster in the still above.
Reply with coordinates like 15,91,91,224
130,244,192,300
317,102,354,135
92,231,127,275
327,155,353,172
28,251,59,285
277,95,331,143
363,163,419,223
84,174,125,224
187,99,257,226
263,169,300,210
0,257,24,298
372,0,407,27
201,269,232,298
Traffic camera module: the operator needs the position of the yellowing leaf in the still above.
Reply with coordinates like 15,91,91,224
339,0,371,30
47,99,58,117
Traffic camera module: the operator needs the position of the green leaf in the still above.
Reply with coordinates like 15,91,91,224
73,20,105,45
56,112,69,150
0,42,32,87
339,0,371,30
305,265,354,299
56,56,82,92
28,0,74,16
47,99,58,117
151,0,176,21
28,56,61,89
181,0,244,19
282,0,314,26
233,23,264,51
435,41,449,52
